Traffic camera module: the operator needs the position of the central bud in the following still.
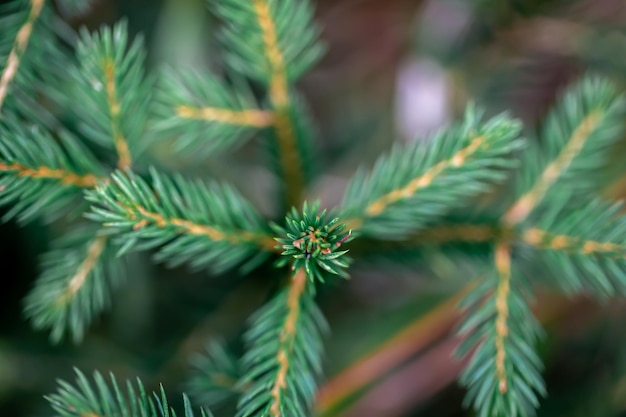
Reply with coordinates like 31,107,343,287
274,202,352,282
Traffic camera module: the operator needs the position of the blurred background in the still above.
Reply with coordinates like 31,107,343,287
3,0,626,416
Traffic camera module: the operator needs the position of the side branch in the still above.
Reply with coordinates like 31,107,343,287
176,106,274,127
56,236,107,306
367,135,484,217
103,58,132,169
522,227,626,257
126,204,276,251
503,111,602,225
253,0,304,207
0,0,45,112
253,0,288,106
345,135,485,231
0,161,102,187
494,240,512,393
269,268,307,416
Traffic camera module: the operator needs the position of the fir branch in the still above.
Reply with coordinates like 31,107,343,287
493,241,512,393
502,77,626,226
154,67,272,159
24,228,123,343
212,0,324,85
255,0,304,207
263,93,316,207
177,106,272,127
519,198,626,295
0,0,45,113
73,21,151,167
0,161,100,187
341,106,524,238
47,369,211,417
252,0,288,107
457,243,546,417
0,118,105,223
237,269,326,417
213,0,322,206
86,169,276,274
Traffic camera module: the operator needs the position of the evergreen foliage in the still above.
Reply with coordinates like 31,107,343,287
1,0,626,416
73,22,152,167
86,168,273,274
341,107,524,239
47,369,211,417
273,201,352,282
153,67,268,159
0,116,104,223
236,271,326,417
24,227,123,343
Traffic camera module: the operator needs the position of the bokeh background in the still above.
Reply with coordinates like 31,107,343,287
3,0,626,416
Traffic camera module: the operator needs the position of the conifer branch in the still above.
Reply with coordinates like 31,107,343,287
237,269,326,417
457,246,546,417
0,0,45,113
102,57,132,169
87,169,276,273
501,77,626,226
519,198,626,295
74,22,151,163
503,111,602,226
46,369,211,417
125,203,273,249
0,161,101,187
58,235,107,305
522,227,626,257
494,240,512,393
176,106,273,127
341,107,524,238
253,0,288,108
24,229,123,343
254,0,303,207
0,119,105,223
213,0,323,206
155,68,272,158
362,134,485,222
268,269,307,417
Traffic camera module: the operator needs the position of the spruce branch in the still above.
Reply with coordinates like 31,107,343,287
73,21,152,168
519,198,626,295
211,0,323,87
0,0,45,113
0,117,105,223
47,369,212,417
341,107,524,238
458,242,546,417
154,67,273,159
212,0,322,207
236,269,326,417
86,169,276,274
264,93,316,207
502,77,626,226
24,228,123,343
